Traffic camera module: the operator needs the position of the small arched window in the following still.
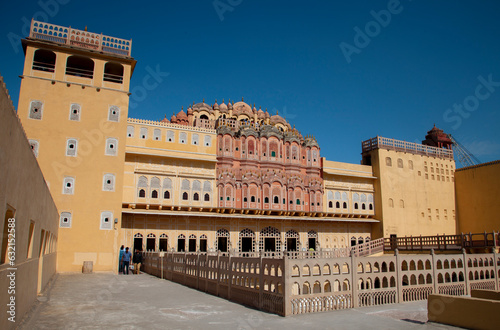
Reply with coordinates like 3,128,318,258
127,126,134,137
66,55,94,78
139,189,146,198
69,103,81,121
180,132,187,144
164,190,170,199
108,105,120,122
204,193,210,201
182,192,188,200
273,196,279,204
264,197,269,204
151,190,158,198
103,62,124,83
102,174,115,191
33,49,56,72
397,158,403,168
105,138,118,156
386,157,392,166
153,129,161,141
66,139,78,157
336,201,340,208
193,193,199,201
251,196,256,203
167,130,175,142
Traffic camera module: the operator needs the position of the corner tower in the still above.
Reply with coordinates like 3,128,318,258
17,20,136,272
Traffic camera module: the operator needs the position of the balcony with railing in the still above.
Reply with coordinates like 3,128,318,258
362,136,454,160
28,19,132,57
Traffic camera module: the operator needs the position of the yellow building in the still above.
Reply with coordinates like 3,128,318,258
17,20,136,272
14,19,487,275
455,160,500,233
361,135,457,238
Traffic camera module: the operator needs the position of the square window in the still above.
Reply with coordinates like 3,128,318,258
29,100,43,120
108,105,120,122
60,212,72,228
100,211,113,230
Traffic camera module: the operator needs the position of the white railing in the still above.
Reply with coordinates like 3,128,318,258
362,136,454,160
29,19,132,57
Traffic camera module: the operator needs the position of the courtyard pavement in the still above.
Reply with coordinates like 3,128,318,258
19,272,459,330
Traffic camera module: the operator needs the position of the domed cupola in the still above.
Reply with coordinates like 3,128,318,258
160,114,170,123
219,99,228,113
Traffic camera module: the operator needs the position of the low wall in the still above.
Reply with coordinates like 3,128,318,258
428,294,500,330
471,289,500,301
143,252,286,315
143,250,500,316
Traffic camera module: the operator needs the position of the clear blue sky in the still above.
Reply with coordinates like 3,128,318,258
1,0,500,166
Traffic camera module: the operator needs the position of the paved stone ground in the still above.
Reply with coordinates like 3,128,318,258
19,273,458,329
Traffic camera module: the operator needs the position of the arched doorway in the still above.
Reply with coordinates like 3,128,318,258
285,229,300,251
133,233,143,252
259,226,281,252
216,228,230,252
239,228,255,252
308,230,318,251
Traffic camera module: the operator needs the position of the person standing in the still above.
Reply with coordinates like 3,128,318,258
133,249,143,274
122,247,132,275
118,245,125,274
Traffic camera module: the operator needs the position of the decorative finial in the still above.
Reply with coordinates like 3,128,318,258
241,97,244,102
222,98,224,103
277,110,279,115
215,99,217,103
85,26,88,31
203,98,205,103
181,106,184,111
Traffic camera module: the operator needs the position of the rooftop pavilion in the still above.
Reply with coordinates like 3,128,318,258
28,19,132,57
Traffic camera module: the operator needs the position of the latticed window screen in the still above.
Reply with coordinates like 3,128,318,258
108,105,120,122
60,212,72,228
102,174,115,191
259,226,281,252
69,103,81,121
215,228,230,251
29,100,43,120
105,138,118,156
127,125,134,137
239,228,255,252
63,177,75,195
285,230,300,251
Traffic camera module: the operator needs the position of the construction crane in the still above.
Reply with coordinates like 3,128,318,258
447,134,481,168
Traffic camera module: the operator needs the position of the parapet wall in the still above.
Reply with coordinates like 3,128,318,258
143,250,500,316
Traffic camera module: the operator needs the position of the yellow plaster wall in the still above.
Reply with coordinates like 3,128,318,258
123,121,217,209
322,159,376,217
369,149,456,238
17,43,134,272
455,161,500,233
0,75,59,330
